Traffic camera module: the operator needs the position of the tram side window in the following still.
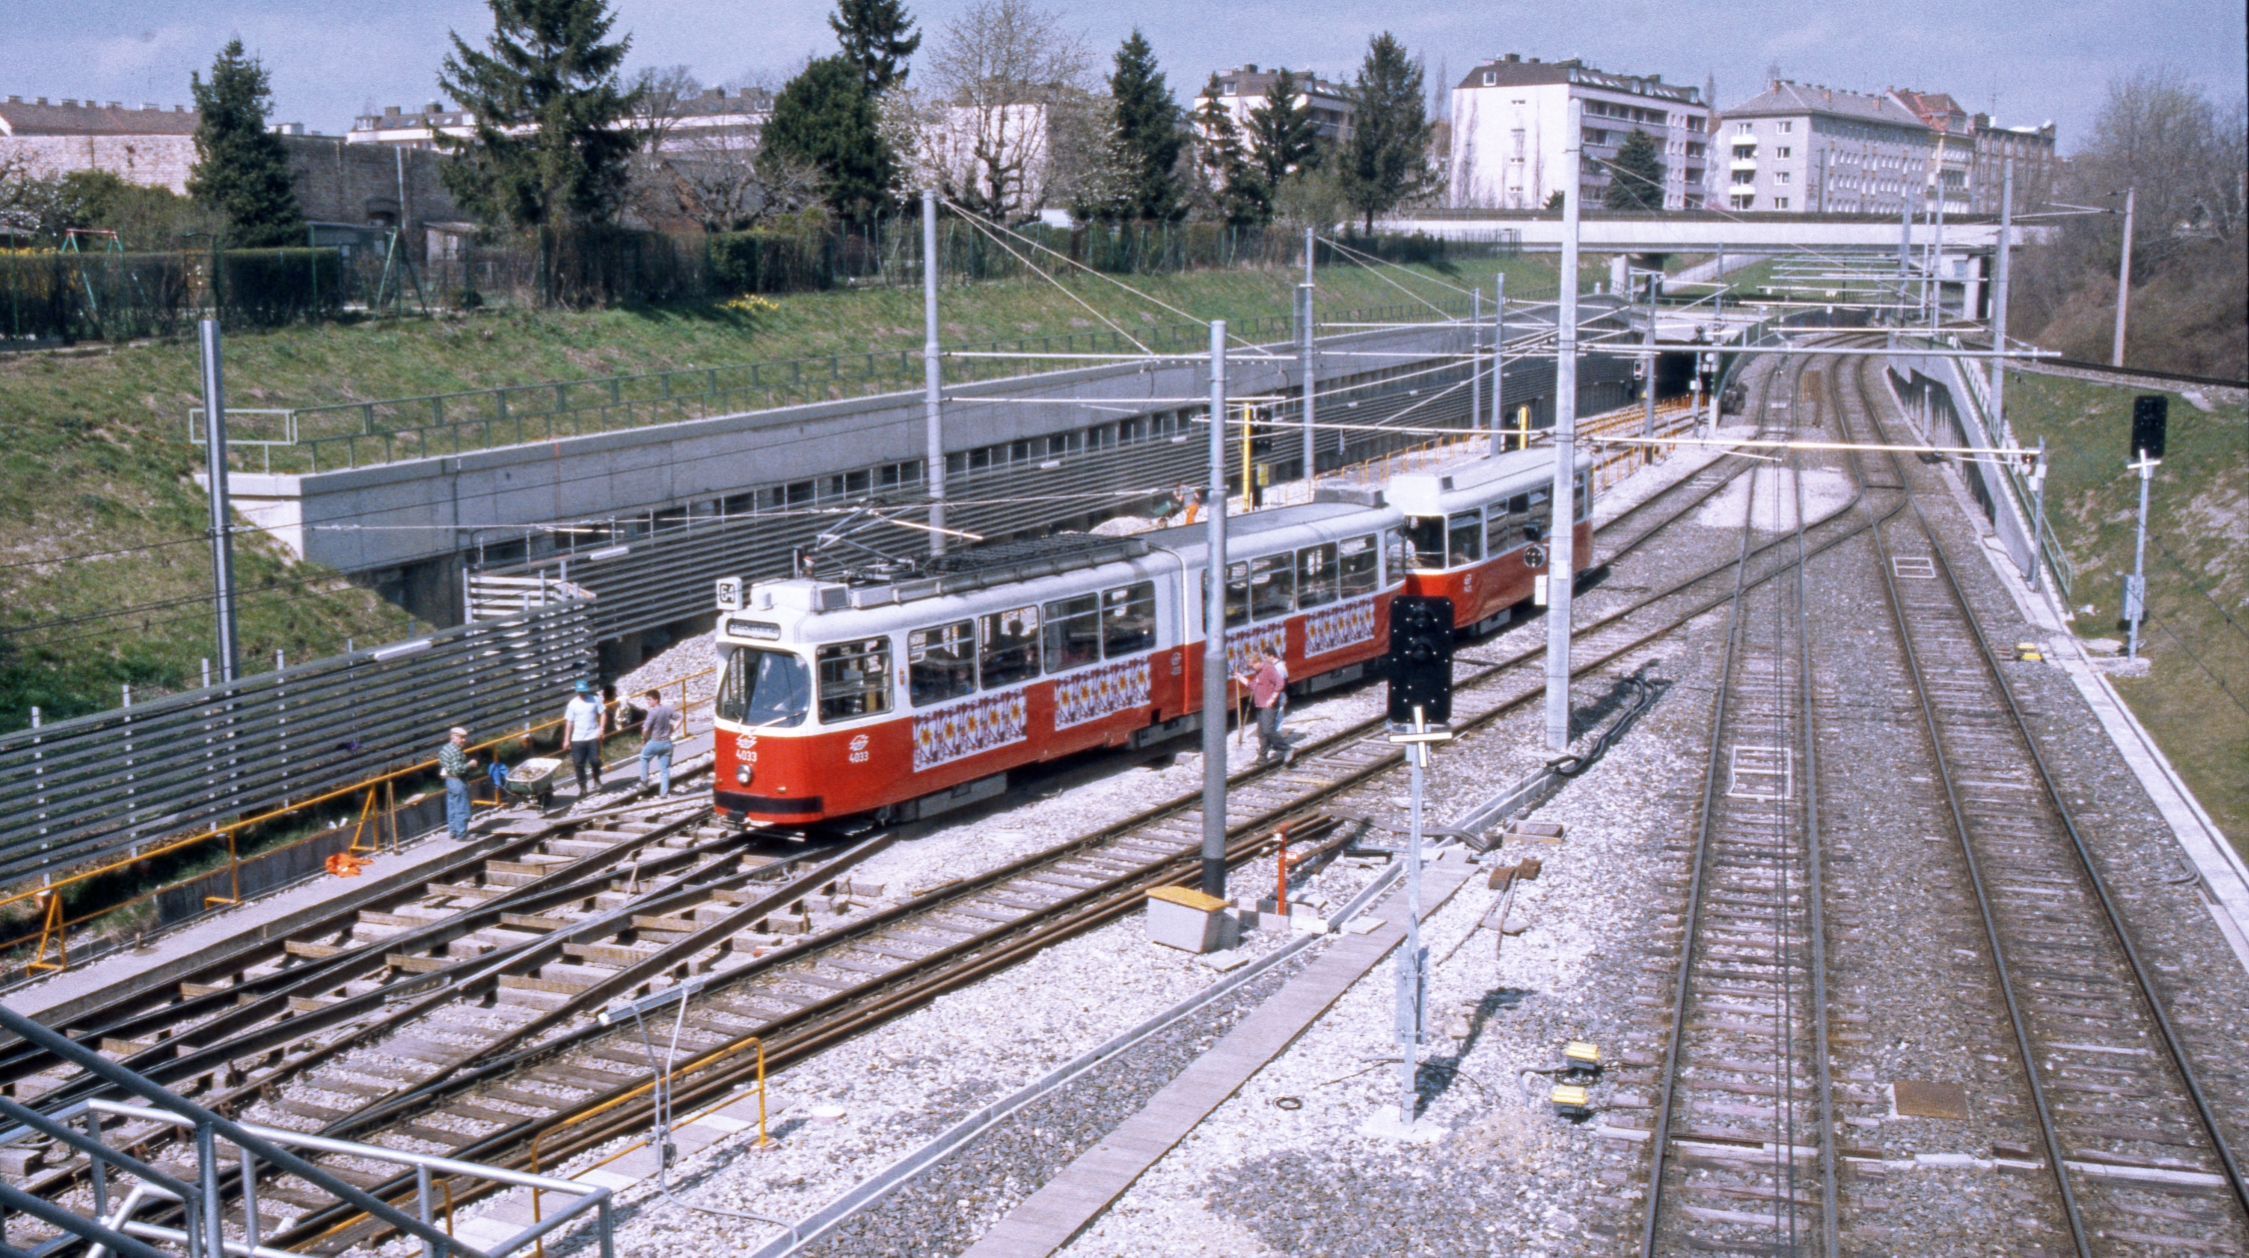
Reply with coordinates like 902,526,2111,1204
816,638,892,723
1297,543,1339,608
716,647,811,728
1339,534,1380,598
1402,518,1446,571
1448,511,1484,566
1102,582,1157,656
1575,472,1593,522
907,620,976,707
1382,527,1412,585
1522,488,1552,542
1249,553,1295,620
1487,495,1528,554
1225,562,1251,627
979,606,1042,689
1041,594,1102,673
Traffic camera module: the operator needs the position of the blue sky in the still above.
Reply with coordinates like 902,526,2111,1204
12,0,2245,146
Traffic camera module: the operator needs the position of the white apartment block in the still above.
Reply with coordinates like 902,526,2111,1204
1196,66,1357,146
1447,55,1712,211
1719,82,1932,214
348,89,770,153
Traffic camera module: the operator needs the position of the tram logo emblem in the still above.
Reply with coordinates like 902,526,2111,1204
848,732,871,763
734,734,757,751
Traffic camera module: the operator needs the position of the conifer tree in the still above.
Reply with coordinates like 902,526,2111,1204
1339,33,1434,234
186,40,303,246
830,0,921,95
1108,31,1182,221
439,0,642,302
1191,75,1259,225
1245,68,1319,199
1604,129,1667,211
764,55,895,223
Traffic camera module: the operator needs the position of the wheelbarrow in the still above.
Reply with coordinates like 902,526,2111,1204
505,757,570,809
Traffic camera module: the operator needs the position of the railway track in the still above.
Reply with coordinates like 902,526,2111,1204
1629,340,2249,1257
6,414,1864,1254
1838,349,2249,1254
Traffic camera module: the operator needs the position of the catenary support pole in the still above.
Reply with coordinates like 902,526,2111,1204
198,320,239,686
1470,286,1483,460
1929,179,1946,332
1988,159,2015,445
1642,268,1658,454
1201,319,1230,898
1397,713,1429,1126
1490,271,1506,455
922,188,947,555
2111,187,2135,367
1302,227,1316,494
2029,438,2049,594
2127,449,2153,659
1545,98,1581,752
1895,198,1913,340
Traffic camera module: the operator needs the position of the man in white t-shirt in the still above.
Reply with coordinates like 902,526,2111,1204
563,680,607,798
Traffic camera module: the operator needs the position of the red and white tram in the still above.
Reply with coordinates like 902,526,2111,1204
708,448,1595,828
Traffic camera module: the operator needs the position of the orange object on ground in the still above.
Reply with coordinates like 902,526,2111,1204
325,852,368,877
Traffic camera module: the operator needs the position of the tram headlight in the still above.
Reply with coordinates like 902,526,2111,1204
735,764,754,786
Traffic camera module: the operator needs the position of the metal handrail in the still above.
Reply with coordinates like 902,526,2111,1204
0,1004,525,1258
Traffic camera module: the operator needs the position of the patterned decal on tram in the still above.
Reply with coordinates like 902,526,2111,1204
1303,595,1379,657
1052,657,1153,730
912,689,1030,771
1224,623,1287,676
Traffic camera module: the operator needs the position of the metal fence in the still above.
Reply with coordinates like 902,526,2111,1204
0,599,595,892
192,301,1468,474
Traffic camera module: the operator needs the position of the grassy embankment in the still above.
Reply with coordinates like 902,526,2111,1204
2002,369,2249,858
0,254,1596,727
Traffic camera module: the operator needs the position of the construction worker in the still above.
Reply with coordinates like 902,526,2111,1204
563,680,607,800
438,726,477,840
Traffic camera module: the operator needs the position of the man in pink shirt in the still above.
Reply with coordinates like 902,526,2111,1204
1235,649,1298,766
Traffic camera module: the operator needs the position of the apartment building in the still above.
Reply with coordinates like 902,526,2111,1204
348,88,771,153
1719,81,1932,214
1196,66,1357,146
1448,55,1712,211
1968,117,2057,214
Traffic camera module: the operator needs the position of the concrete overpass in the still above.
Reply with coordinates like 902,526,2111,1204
1375,211,2042,253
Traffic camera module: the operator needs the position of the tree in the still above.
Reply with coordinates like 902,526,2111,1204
765,55,895,223
1339,34,1435,233
1107,31,1181,221
1604,129,1666,211
1545,189,1565,211
898,0,1092,221
186,40,303,246
1245,69,1319,197
831,0,921,95
1188,75,1259,225
438,0,643,248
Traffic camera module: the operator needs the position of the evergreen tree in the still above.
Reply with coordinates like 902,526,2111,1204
1339,33,1434,234
830,0,921,95
1605,129,1667,211
437,0,643,243
1545,189,1565,211
1108,31,1181,221
186,40,303,247
1191,75,1260,225
1245,69,1319,198
764,55,895,223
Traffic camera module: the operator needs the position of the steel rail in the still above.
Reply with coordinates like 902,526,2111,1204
1845,350,2249,1226
1637,350,1803,1258
1790,390,1840,1258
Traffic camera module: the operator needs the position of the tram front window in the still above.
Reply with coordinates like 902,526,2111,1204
717,647,811,728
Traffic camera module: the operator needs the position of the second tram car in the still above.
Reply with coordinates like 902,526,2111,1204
709,448,1595,828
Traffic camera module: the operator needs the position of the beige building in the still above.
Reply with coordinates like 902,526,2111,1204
1447,55,1713,211
1718,81,1932,214
0,95,201,193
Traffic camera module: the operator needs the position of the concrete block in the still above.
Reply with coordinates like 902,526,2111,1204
1146,886,1228,953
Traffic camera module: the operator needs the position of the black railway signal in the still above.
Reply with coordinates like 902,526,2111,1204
2131,395,2167,460
1386,595,1455,724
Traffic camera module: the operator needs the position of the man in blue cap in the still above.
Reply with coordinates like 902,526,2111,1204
562,679,607,800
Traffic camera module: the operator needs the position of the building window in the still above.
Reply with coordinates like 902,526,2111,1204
1775,171,1790,185
1776,146,1791,158
1482,70,1497,86
1775,196,1790,208
1736,121,1751,133
1779,120,1794,133
1221,81,1236,95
